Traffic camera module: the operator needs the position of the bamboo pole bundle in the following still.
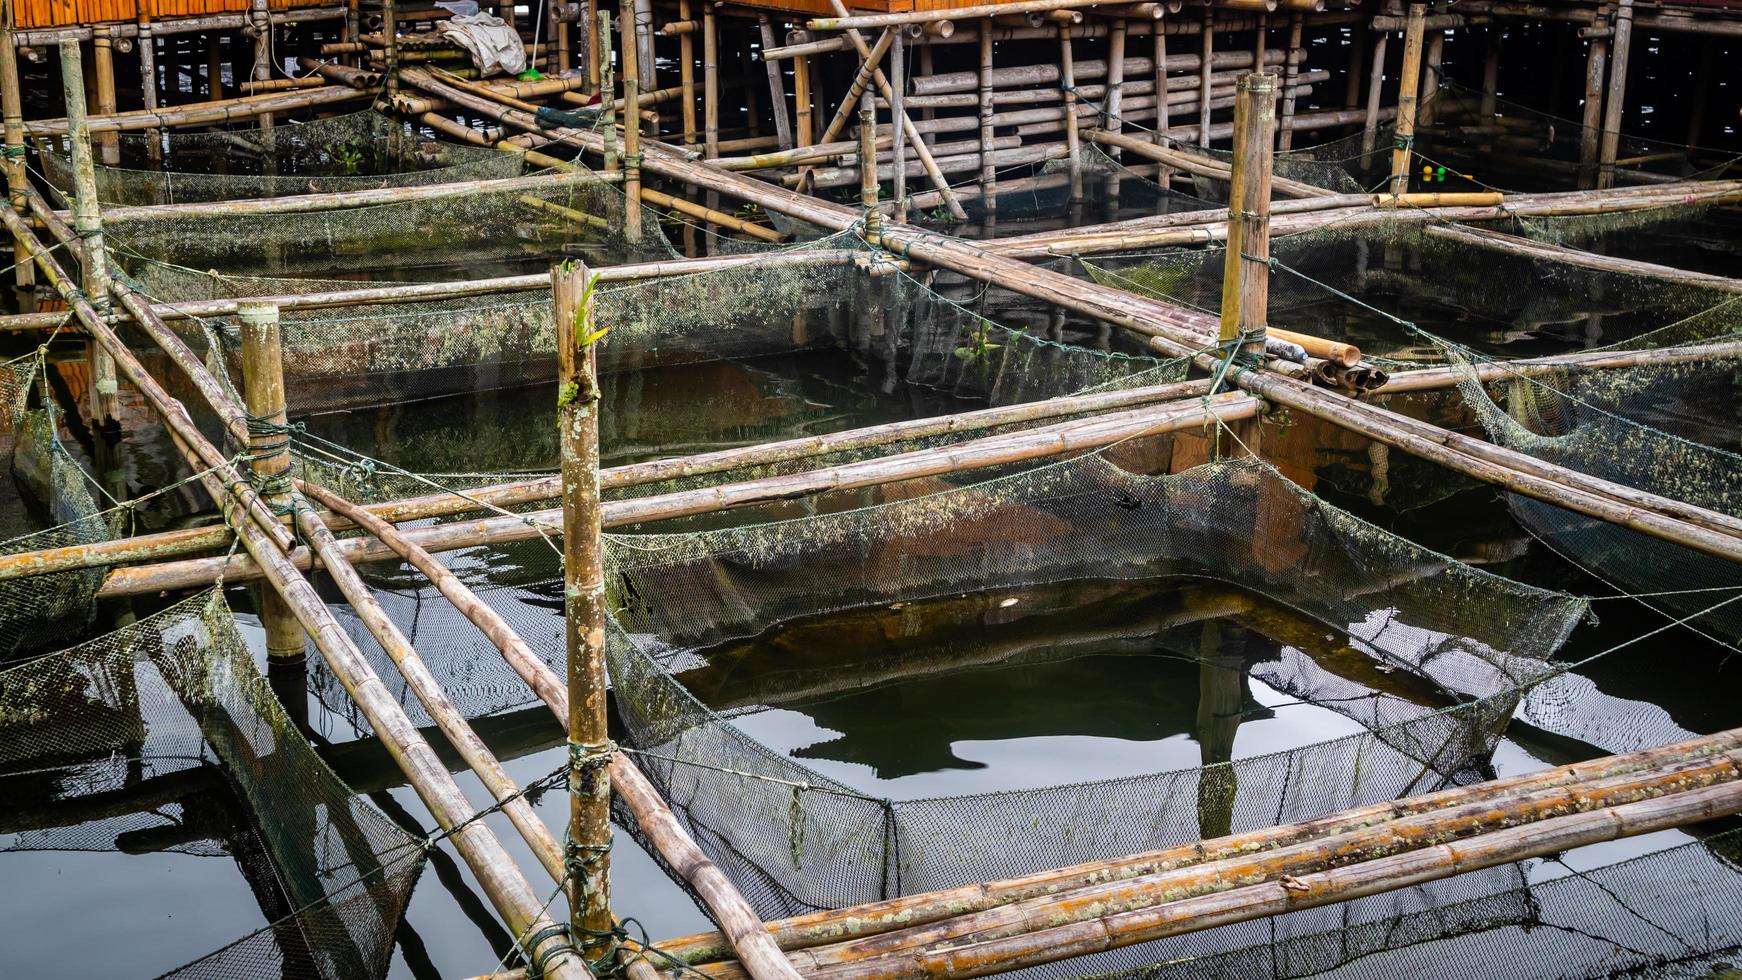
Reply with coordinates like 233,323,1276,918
631,726,1742,966
797,141,1066,190
910,47,1292,95
0,204,588,980
22,84,374,135
895,63,1305,109
7,377,1210,586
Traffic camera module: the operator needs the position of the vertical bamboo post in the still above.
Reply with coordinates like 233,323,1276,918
248,0,274,138
1197,5,1213,147
1252,14,1266,75
793,53,813,147
1058,22,1082,201
1219,72,1274,364
60,40,119,426
634,0,655,98
207,32,224,100
1343,19,1366,109
757,14,793,150
137,16,162,166
619,5,643,242
93,28,120,165
918,40,934,135
679,0,698,149
1387,4,1426,199
1152,26,1170,187
382,0,399,97
236,302,306,673
601,9,617,172
1360,27,1389,160
1578,5,1610,190
1418,23,1444,125
1479,25,1500,120
1596,0,1633,190
584,0,599,93
1277,12,1303,149
1104,19,1127,206
0,0,36,309
858,84,881,244
890,30,906,221
703,4,718,159
978,25,996,213
345,0,360,65
554,259,613,957
552,0,569,74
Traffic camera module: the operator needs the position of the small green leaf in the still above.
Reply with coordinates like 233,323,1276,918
953,348,974,360
557,381,579,408
581,326,611,347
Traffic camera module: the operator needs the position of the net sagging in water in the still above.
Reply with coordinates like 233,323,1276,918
39,110,525,206
601,453,1588,915
0,590,423,980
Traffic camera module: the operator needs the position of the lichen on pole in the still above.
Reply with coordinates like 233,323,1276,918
554,258,614,959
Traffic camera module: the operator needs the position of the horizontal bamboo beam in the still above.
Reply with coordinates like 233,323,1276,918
1423,223,1742,293
809,0,1112,31
23,84,371,135
93,394,1258,595
8,5,344,45
1082,127,1334,198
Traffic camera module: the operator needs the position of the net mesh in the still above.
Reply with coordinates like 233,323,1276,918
39,111,527,207
0,589,423,979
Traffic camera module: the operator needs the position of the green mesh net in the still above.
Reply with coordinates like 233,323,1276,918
39,111,526,207
0,589,424,979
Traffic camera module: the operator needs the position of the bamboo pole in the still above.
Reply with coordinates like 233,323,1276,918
554,260,613,955
809,0,1109,31
90,169,616,222
1588,5,1609,189
620,7,643,243
600,12,617,173
1277,12,1302,148
1360,25,1388,159
703,5,718,159
23,83,373,135
1083,127,1332,198
1596,0,1633,189
870,779,1742,980
12,376,1207,587
0,204,587,980
136,17,162,165
979,25,996,212
1151,24,1170,185
797,26,896,194
236,301,305,665
1059,21,1082,199
680,0,697,150
1480,24,1500,121
658,727,1742,965
1197,5,1213,146
907,48,1288,96
1422,223,1742,293
890,30,906,220
58,40,119,426
858,84,881,242
94,394,1259,595
827,0,966,220
0,0,34,307
1416,9,1443,127
792,52,812,146
1219,72,1276,363
1387,4,1427,198
92,27,120,165
1103,18,1127,204
247,0,273,134
757,14,793,150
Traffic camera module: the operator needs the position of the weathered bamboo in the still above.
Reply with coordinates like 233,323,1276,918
2,203,586,979
10,5,343,44
827,0,966,219
1416,10,1444,128
25,82,371,135
1387,4,1427,197
1059,21,1083,199
1360,24,1389,158
1105,17,1127,203
1151,25,1169,177
890,30,906,219
1197,4,1213,146
783,756,1742,980
620,7,643,242
95,394,1258,595
658,726,1742,964
793,52,813,147
861,779,1742,980
908,48,1288,96
978,26,996,211
1423,223,1742,293
235,301,304,664
91,170,616,222
0,0,32,307
10,376,1207,588
1082,127,1331,198
92,26,121,165
57,41,119,426
679,0,698,150
1219,73,1276,363
757,14,794,150
1372,191,1504,207
703,5,719,158
800,26,897,193
1596,0,1634,189
858,85,881,242
1277,11,1303,148
552,261,614,954
797,140,1061,190
809,0,1109,31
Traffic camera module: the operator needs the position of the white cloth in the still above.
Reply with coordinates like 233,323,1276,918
436,12,526,77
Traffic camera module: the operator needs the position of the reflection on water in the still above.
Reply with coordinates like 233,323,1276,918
683,578,1456,799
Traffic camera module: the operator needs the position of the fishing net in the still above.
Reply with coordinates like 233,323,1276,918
1083,826,1742,980
1440,343,1742,650
113,239,1176,414
39,110,526,207
0,589,424,979
597,451,1586,915
0,354,114,656
100,166,674,276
